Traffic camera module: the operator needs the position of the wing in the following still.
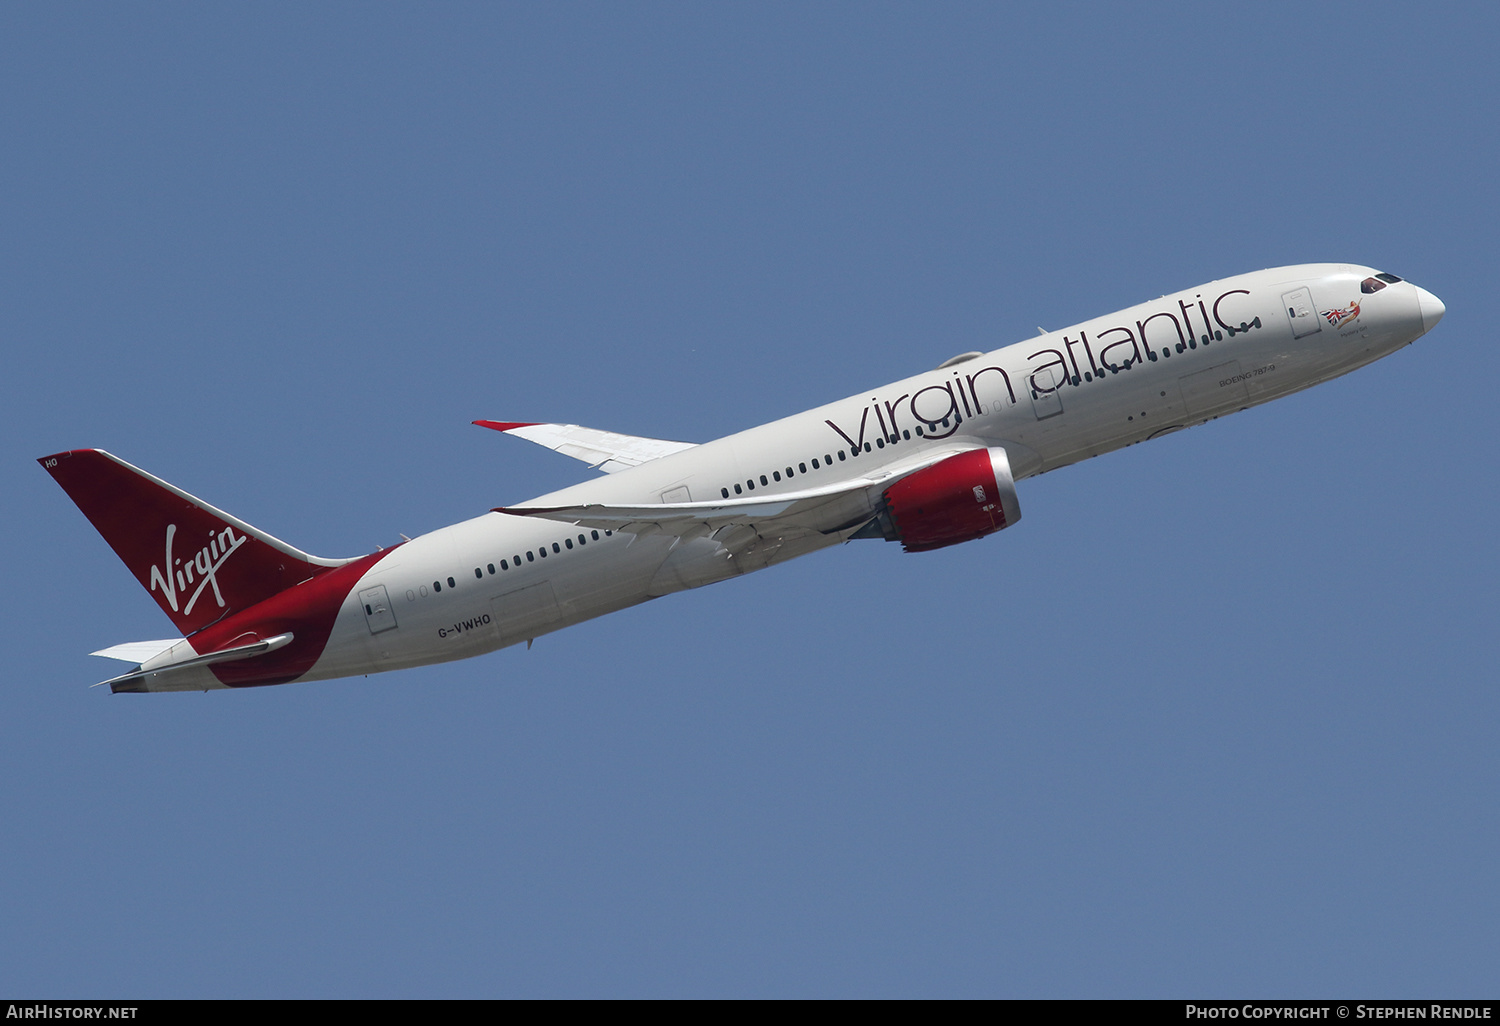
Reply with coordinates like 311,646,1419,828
474,420,698,473
495,444,982,538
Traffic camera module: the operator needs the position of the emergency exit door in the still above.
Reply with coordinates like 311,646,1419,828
1030,366,1064,420
358,584,398,634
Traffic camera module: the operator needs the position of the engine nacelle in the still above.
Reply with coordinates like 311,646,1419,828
871,447,1022,552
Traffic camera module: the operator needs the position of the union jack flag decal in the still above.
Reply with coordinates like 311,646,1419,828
1321,301,1361,329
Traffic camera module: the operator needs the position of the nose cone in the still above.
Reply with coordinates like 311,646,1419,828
1415,286,1446,334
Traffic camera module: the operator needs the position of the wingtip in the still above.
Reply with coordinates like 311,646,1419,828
473,420,540,433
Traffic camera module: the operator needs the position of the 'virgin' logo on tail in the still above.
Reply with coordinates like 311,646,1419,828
148,523,246,616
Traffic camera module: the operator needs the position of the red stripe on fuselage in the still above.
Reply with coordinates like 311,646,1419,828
189,546,403,687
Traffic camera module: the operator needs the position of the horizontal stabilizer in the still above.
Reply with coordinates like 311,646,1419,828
95,633,295,692
91,640,180,664
474,420,697,473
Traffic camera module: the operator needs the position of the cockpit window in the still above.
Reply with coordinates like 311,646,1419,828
1375,272,1403,284
1361,277,1387,294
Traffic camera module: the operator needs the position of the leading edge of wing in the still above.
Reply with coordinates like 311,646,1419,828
474,420,699,473
493,444,981,530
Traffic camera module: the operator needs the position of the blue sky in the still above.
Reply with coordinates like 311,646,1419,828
3,2,1496,997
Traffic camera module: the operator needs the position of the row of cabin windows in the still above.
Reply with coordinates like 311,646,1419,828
1063,338,1212,386
716,420,960,499
426,529,613,593
1038,321,1270,394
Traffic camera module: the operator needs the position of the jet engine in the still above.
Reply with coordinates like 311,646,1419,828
861,447,1022,552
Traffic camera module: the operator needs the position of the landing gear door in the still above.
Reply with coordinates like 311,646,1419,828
358,584,398,634
1283,287,1322,339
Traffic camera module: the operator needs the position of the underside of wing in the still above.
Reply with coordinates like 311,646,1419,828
495,444,982,537
474,420,698,473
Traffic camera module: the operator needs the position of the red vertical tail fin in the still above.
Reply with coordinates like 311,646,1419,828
39,449,349,636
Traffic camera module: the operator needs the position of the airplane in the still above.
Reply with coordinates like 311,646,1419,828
40,263,1445,693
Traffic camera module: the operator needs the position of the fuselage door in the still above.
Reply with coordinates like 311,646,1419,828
1283,287,1323,339
1029,366,1064,420
358,584,398,634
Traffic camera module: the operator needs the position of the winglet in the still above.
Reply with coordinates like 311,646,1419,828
473,420,540,433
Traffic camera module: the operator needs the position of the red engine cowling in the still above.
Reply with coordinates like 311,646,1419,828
879,447,1022,552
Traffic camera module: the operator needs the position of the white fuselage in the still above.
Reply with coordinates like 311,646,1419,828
298,263,1434,684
